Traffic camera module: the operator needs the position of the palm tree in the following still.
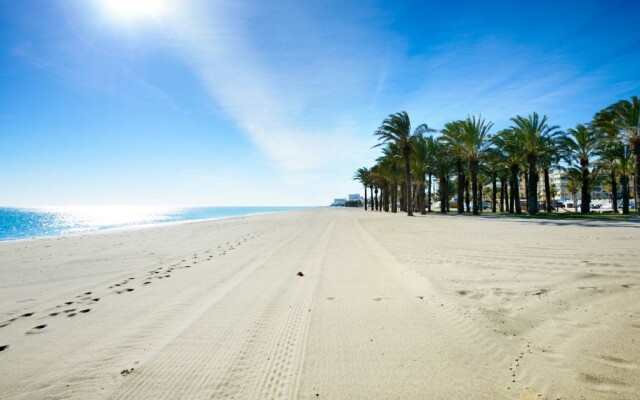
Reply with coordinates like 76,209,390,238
618,144,633,214
492,129,525,214
442,116,493,215
483,149,503,213
538,134,564,212
441,121,467,214
411,135,430,215
372,153,392,212
565,168,581,212
596,140,622,213
423,136,438,212
431,139,454,213
560,124,604,214
369,164,383,211
595,96,640,214
377,143,404,213
374,111,433,216
353,167,370,210
510,113,561,215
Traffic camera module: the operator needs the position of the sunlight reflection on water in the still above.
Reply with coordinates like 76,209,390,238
0,206,307,241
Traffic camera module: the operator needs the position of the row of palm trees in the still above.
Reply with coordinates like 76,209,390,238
353,96,640,216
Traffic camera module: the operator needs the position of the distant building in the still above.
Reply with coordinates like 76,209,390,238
348,194,362,201
331,198,347,206
538,171,615,203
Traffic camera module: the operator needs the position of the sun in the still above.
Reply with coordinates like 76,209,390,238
99,0,168,23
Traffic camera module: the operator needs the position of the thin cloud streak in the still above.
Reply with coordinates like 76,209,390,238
166,3,630,173
168,1,385,171
12,42,179,110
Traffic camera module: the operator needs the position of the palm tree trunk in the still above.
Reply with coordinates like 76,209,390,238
526,155,539,215
439,174,447,214
363,184,368,210
492,173,497,213
500,178,506,212
633,143,640,215
523,170,529,211
403,146,413,216
544,168,552,213
621,174,630,214
374,187,379,211
419,174,426,215
511,164,521,214
465,179,471,213
369,186,374,211
611,170,618,214
635,174,638,215
456,159,464,214
580,158,590,214
509,174,514,213
383,184,387,212
391,181,398,213
447,178,451,212
427,173,432,212
470,160,479,215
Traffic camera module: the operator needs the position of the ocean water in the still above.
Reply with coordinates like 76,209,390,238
0,206,309,242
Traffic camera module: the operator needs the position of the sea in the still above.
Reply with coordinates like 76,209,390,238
0,206,310,242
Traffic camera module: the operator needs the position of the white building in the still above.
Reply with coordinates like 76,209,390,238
332,198,347,206
539,171,613,203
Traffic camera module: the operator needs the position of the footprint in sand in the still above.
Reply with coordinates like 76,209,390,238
0,345,8,352
79,309,91,314
21,312,34,317
26,324,47,334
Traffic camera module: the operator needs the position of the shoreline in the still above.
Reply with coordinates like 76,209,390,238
0,207,317,244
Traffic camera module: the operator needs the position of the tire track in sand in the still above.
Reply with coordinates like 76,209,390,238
109,215,328,399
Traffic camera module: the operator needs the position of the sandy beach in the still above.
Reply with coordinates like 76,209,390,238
0,208,639,399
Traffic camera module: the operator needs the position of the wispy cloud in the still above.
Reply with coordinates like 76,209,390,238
11,41,179,110
167,0,627,173
167,0,390,171
399,37,626,130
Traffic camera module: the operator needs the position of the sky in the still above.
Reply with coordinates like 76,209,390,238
1,0,639,206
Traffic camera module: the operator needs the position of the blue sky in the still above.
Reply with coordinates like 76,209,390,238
1,0,639,206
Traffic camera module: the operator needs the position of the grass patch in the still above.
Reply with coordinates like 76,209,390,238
510,212,637,220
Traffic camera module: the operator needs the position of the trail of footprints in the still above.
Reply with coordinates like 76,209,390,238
0,228,273,356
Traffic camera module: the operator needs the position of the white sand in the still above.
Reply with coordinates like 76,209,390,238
0,209,638,399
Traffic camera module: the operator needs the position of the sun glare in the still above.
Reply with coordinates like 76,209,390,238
99,0,168,23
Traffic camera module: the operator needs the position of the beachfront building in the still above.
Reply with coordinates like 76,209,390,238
538,171,617,204
331,198,347,206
